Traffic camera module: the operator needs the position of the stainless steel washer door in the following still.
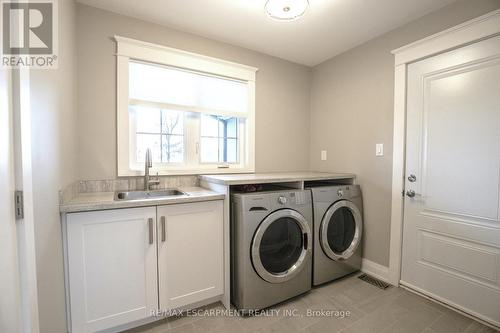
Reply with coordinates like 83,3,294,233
320,200,362,261
251,209,311,284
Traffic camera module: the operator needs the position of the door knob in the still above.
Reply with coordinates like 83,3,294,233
406,190,416,198
408,174,416,182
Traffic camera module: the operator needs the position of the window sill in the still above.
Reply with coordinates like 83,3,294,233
117,167,255,177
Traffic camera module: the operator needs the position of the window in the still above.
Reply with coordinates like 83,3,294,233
116,36,257,176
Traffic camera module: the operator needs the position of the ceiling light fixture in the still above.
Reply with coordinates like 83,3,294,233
265,0,309,21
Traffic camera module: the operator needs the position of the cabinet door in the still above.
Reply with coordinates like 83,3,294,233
67,207,158,333
157,201,223,311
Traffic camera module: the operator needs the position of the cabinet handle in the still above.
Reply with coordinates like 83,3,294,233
148,218,154,244
161,216,166,242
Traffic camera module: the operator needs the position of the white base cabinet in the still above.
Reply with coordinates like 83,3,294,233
66,207,158,333
65,200,224,333
157,201,224,311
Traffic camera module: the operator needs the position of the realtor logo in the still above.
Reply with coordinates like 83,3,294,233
1,0,58,68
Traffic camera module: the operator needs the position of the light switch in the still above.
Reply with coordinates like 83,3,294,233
376,144,384,156
321,150,327,161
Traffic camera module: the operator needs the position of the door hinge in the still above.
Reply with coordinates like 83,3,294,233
15,190,24,219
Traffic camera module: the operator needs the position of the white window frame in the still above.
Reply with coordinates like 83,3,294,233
115,35,257,176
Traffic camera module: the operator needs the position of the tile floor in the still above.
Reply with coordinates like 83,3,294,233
124,274,498,333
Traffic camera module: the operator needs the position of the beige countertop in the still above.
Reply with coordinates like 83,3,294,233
60,187,225,213
199,171,356,185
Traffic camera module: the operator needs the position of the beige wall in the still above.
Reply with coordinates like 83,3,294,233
76,4,312,180
310,0,500,267
30,0,78,332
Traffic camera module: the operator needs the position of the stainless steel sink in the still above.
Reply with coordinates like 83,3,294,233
114,189,187,201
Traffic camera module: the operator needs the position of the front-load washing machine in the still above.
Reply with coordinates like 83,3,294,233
231,189,313,312
309,185,363,286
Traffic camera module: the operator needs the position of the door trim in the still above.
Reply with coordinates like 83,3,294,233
251,209,311,284
11,68,40,333
389,9,500,287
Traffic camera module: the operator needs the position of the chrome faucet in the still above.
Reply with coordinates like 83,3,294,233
144,148,160,190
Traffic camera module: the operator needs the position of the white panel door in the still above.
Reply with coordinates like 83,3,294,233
67,207,158,333
157,201,223,311
0,69,21,333
402,35,500,327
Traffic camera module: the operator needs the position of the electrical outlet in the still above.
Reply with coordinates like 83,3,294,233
321,150,327,161
376,144,384,156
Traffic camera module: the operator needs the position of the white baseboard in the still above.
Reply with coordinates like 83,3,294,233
361,258,391,284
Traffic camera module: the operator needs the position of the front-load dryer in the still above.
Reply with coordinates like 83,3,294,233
309,185,363,286
231,189,313,312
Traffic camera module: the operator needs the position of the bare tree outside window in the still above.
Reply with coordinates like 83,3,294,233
133,106,184,164
162,110,183,163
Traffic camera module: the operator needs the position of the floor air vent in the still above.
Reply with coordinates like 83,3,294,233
358,273,391,290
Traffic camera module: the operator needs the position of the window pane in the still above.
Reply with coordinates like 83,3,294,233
227,138,238,163
201,137,219,163
218,138,225,163
162,135,184,163
226,117,238,138
136,134,161,163
200,115,239,164
218,138,238,163
218,117,225,137
201,114,219,137
162,110,183,135
132,105,161,133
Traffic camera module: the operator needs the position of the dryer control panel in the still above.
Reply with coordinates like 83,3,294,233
232,189,312,213
308,185,361,203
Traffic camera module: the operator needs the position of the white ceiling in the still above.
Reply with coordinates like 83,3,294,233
77,0,456,66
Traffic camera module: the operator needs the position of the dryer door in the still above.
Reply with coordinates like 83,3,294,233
251,209,311,283
320,200,362,261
